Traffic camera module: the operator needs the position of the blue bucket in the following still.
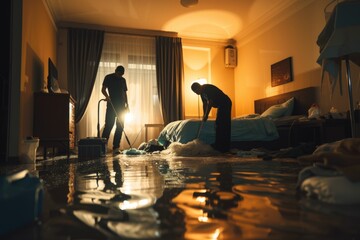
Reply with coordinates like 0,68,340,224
0,170,44,235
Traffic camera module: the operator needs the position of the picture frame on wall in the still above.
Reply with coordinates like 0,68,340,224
271,57,293,87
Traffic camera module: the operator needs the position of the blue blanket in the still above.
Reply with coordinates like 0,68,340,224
158,116,279,146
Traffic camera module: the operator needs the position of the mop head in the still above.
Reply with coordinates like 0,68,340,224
161,139,219,156
122,148,146,155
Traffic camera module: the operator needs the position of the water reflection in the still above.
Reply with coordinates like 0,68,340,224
68,159,167,239
34,156,360,240
170,161,243,239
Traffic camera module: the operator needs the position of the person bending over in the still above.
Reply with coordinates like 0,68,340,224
101,65,129,154
191,82,232,153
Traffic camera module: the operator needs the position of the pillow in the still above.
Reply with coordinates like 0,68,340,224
260,105,287,118
282,97,294,116
260,97,294,119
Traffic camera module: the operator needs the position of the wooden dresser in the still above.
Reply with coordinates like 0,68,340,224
33,92,75,159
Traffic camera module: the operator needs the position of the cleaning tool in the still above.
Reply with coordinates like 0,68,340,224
196,104,209,139
108,99,146,155
108,99,132,148
0,170,44,235
196,120,205,139
78,99,107,160
97,99,107,137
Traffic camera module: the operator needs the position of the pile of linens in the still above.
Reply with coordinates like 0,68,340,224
297,138,360,204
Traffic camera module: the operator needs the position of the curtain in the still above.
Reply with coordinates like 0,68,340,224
155,36,184,125
78,33,162,149
67,28,104,123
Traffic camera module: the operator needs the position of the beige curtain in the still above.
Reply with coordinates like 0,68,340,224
78,33,162,149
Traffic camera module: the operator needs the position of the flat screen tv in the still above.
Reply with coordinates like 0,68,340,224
47,58,60,93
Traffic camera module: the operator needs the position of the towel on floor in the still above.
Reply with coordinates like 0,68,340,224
297,138,360,182
161,139,219,156
297,138,360,204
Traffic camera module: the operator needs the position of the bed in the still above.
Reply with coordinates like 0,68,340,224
158,87,319,150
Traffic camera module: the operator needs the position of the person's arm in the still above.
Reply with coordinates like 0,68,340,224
124,91,129,112
202,100,212,122
101,85,110,101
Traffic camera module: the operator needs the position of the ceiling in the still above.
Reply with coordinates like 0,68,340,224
45,0,312,42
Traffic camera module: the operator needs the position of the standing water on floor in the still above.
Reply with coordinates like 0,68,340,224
3,155,360,239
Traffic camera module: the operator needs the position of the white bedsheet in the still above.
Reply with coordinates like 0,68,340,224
158,116,279,146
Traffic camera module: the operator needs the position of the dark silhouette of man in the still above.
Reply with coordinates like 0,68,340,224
191,82,232,152
101,66,129,154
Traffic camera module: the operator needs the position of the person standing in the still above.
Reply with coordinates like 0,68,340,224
101,65,129,154
191,82,232,152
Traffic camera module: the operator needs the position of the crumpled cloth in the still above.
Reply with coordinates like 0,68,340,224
297,138,360,182
298,167,360,204
297,138,360,204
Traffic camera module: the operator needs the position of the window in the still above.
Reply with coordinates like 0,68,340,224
78,34,162,149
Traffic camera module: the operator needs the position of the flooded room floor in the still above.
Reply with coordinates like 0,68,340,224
1,153,360,239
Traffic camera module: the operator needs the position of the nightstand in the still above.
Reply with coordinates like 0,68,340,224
286,118,350,147
321,118,351,143
288,119,323,146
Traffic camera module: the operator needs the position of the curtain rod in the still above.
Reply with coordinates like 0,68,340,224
57,21,178,38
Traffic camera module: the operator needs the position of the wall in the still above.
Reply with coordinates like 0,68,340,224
14,0,57,157
234,0,360,116
57,29,68,91
182,38,235,119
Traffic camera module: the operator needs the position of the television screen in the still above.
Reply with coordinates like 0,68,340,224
47,58,60,93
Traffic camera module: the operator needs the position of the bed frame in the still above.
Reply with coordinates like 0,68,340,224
254,87,319,115
232,86,320,150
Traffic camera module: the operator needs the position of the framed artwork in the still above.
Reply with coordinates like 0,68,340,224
271,57,293,87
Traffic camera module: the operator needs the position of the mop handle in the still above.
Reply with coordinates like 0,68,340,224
196,104,210,139
97,99,107,138
196,120,204,139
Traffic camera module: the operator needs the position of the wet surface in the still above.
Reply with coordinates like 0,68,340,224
1,154,360,239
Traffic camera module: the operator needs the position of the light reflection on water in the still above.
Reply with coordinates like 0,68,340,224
43,155,360,239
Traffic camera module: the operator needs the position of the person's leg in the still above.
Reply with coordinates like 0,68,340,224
101,104,116,143
214,113,226,152
222,102,232,151
113,113,124,150
214,100,232,152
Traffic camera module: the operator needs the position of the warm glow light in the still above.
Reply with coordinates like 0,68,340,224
212,228,221,239
114,193,157,210
198,78,207,85
198,216,209,222
118,198,152,210
195,196,207,203
192,78,207,85
163,10,242,40
124,112,133,123
191,78,207,118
